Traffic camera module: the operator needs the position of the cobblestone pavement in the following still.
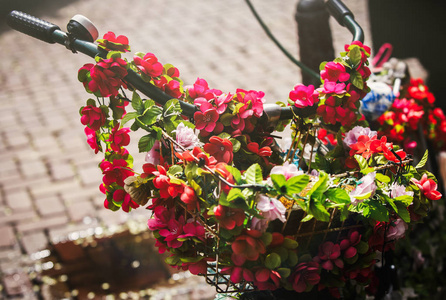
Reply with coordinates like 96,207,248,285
0,0,373,298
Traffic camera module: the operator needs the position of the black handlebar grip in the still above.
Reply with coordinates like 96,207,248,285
7,10,61,44
326,0,353,26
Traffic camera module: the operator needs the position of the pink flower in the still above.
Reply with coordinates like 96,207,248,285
214,93,233,114
178,220,205,242
411,174,442,201
290,262,320,293
194,102,219,132
84,127,101,154
235,89,265,119
321,62,350,82
145,140,160,165
88,57,128,97
231,229,266,261
133,52,163,78
289,84,319,108
340,230,361,259
174,123,201,150
213,205,245,230
349,172,377,205
80,105,107,131
390,183,414,198
386,218,408,241
108,124,131,152
343,126,377,149
270,161,304,180
203,136,233,164
321,81,346,95
256,194,286,223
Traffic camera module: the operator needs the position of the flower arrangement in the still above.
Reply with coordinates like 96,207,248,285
77,32,442,298
375,78,446,152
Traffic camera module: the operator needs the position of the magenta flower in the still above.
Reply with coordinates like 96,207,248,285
289,84,319,108
321,62,350,82
147,206,175,231
321,81,346,95
313,241,344,270
290,261,321,293
112,189,139,212
100,159,134,187
214,93,233,114
213,205,245,230
108,124,131,152
80,105,107,131
133,52,163,77
194,102,219,132
254,267,282,291
159,215,186,248
84,127,101,154
178,220,205,242
235,89,265,119
340,230,361,259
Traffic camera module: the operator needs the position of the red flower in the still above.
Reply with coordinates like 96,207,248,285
254,267,282,291
112,189,139,212
194,102,219,132
108,124,131,152
411,174,442,201
213,205,245,230
290,261,321,293
100,159,134,186
147,206,175,231
340,230,361,258
176,147,217,167
213,162,235,193
247,142,272,157
159,216,186,248
133,52,163,77
98,31,130,52
180,184,199,210
152,165,171,199
204,136,233,164
80,105,107,131
221,254,255,284
231,229,266,261
85,57,128,97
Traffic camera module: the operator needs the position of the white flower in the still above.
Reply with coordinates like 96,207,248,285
173,122,201,151
256,194,287,223
343,126,377,149
270,161,304,180
390,183,414,198
349,172,377,205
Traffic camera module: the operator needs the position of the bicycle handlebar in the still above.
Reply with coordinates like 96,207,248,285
6,1,363,124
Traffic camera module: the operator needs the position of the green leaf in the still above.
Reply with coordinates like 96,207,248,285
307,172,328,201
121,112,138,126
394,195,414,206
265,253,281,270
354,155,368,170
225,188,248,209
366,199,389,222
271,174,286,191
348,45,362,67
168,165,183,176
245,163,263,184
324,188,351,204
356,241,369,254
386,197,398,213
375,173,391,183
225,165,242,184
395,201,411,223
163,98,182,117
351,70,364,90
230,138,241,152
286,175,310,195
314,153,331,172
261,232,272,247
132,91,144,113
282,238,298,250
415,150,429,169
277,268,291,279
309,198,330,222
138,135,156,153
140,105,162,125
286,251,298,266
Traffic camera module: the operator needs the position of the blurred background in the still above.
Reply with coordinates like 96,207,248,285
0,0,444,299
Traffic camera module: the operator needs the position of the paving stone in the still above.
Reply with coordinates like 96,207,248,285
4,189,33,211
18,158,48,179
48,159,75,181
0,226,17,248
0,210,38,226
34,195,66,217
16,215,69,234
66,200,96,223
21,231,49,254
